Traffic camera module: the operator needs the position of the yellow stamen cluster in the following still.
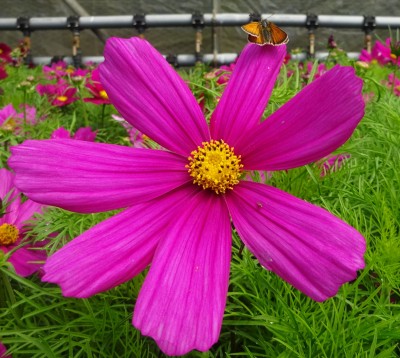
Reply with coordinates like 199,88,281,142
56,96,68,102
1,118,16,131
99,90,109,100
0,223,19,246
187,139,243,194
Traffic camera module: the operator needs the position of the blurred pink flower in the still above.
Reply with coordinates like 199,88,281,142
0,104,17,131
362,92,375,103
36,80,78,107
112,114,147,148
359,38,399,66
43,60,68,79
0,342,11,358
244,170,272,183
0,65,7,80
69,68,89,83
320,154,351,176
10,38,366,356
51,127,97,141
0,169,47,277
301,62,328,82
0,104,41,132
84,68,111,105
387,73,400,96
215,63,236,85
0,43,12,64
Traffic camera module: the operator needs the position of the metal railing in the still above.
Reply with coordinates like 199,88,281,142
1,13,399,66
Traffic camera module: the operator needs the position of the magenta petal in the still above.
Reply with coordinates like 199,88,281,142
99,37,210,156
0,169,21,224
42,184,200,297
134,191,231,356
239,66,365,171
0,168,16,199
226,181,366,301
8,241,47,277
9,139,191,213
210,44,286,144
13,198,43,229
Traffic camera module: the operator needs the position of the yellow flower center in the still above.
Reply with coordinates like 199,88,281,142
56,96,68,102
187,139,243,194
0,223,19,246
390,53,397,60
99,90,108,100
0,49,3,54
1,118,16,131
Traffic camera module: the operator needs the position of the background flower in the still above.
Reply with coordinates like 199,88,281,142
0,342,11,358
0,169,47,277
83,68,111,105
36,80,78,107
51,127,97,141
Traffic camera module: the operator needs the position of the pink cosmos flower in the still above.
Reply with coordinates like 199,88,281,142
0,66,7,80
43,60,68,79
215,63,236,85
0,342,11,358
9,38,366,356
387,73,400,96
36,80,78,107
51,127,97,141
320,154,351,176
0,169,47,277
362,92,375,103
69,68,89,84
301,62,328,82
244,170,272,183
0,43,12,64
359,38,399,66
0,104,42,132
83,68,111,105
112,114,148,148
0,104,17,130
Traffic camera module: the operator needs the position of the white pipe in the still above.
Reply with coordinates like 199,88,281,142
0,14,399,30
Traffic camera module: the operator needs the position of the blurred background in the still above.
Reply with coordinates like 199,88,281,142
1,0,400,59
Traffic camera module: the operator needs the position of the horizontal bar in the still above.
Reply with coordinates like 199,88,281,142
29,51,360,67
0,14,399,30
317,15,365,28
375,16,400,27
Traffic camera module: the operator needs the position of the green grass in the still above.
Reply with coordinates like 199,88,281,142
1,49,400,357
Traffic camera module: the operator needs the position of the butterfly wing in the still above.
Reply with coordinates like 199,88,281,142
242,22,267,45
247,34,266,45
241,22,262,37
267,22,289,45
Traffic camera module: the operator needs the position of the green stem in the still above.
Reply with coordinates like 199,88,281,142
23,89,27,126
100,103,106,128
391,58,398,94
0,269,16,308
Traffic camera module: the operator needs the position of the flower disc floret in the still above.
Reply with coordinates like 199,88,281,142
0,223,19,246
56,96,68,102
99,90,109,100
187,139,243,194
